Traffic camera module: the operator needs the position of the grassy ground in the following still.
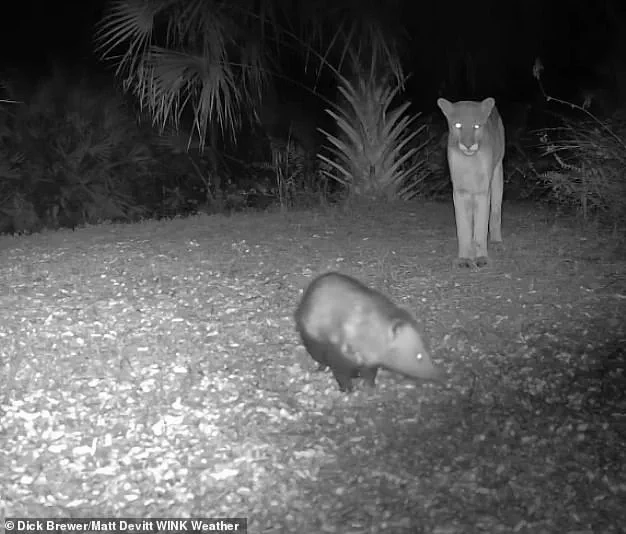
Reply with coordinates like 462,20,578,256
1,200,624,533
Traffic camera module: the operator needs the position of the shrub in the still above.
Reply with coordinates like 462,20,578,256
535,114,626,227
0,68,153,233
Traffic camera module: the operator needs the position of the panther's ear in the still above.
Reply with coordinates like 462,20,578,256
481,97,495,117
437,98,453,118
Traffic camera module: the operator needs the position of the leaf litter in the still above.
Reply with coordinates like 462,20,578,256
0,205,624,532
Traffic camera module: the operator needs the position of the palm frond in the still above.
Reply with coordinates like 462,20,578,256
318,69,423,199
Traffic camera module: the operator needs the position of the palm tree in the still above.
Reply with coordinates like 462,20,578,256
95,0,406,152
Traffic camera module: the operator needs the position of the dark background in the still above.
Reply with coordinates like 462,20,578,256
1,0,625,233
2,0,625,110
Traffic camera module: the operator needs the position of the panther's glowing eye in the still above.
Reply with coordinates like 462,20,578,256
454,122,462,129
473,123,480,130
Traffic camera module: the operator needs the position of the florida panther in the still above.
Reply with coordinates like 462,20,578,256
437,97,505,268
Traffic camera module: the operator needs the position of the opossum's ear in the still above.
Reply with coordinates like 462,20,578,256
389,319,409,339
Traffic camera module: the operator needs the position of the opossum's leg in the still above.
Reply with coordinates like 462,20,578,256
329,366,354,392
341,345,371,382
359,367,378,388
322,345,357,392
316,340,356,376
301,337,330,371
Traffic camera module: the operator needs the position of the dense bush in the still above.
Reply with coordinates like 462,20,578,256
0,69,154,233
535,113,626,227
0,70,333,235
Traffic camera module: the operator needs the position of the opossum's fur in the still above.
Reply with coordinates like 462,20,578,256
294,272,443,392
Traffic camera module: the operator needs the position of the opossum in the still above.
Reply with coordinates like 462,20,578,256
294,272,444,392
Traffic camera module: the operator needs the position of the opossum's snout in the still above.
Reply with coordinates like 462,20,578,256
412,352,446,382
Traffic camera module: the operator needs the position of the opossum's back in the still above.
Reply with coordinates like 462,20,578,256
295,272,402,339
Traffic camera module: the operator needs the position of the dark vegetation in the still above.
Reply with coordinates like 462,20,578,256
0,2,624,233
2,61,626,234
